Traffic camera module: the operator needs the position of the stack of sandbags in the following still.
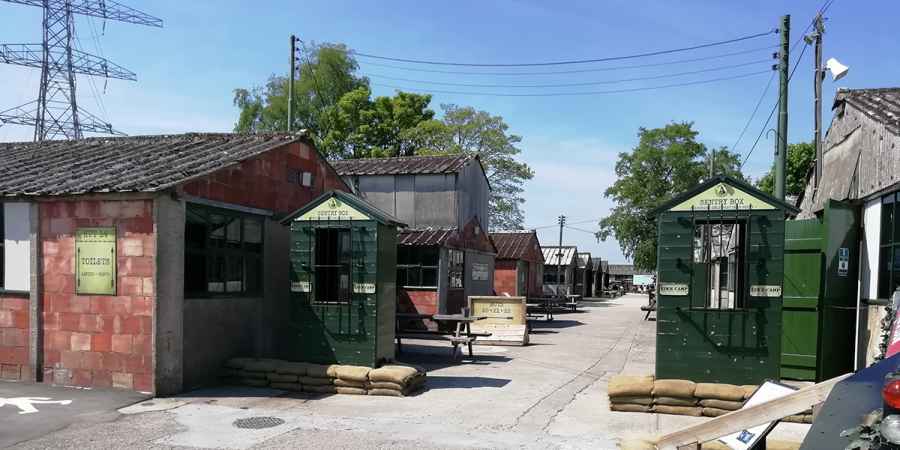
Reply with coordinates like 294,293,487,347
297,362,336,394
368,364,426,397
607,375,654,413
652,379,701,417
696,382,746,417
328,365,371,395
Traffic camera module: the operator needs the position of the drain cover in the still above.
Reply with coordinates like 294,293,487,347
233,416,285,429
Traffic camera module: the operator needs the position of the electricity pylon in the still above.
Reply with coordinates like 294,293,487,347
0,0,162,141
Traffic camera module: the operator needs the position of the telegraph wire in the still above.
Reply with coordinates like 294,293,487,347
356,45,778,76
730,69,776,154
364,59,769,89
565,225,600,235
373,70,770,97
350,30,776,67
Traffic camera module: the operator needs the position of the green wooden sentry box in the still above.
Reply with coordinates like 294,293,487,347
281,191,405,367
654,176,799,384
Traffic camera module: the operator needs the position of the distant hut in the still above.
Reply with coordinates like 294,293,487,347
542,246,578,296
575,252,593,297
490,230,545,298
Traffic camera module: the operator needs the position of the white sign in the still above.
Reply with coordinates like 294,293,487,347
291,281,311,293
0,396,72,415
472,263,490,281
749,285,782,297
659,283,689,296
352,282,376,294
633,274,654,286
838,247,849,277
718,382,796,450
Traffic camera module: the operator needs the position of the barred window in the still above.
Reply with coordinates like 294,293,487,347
185,204,263,298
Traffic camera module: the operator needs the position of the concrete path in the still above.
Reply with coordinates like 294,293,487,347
0,380,147,448
9,294,810,449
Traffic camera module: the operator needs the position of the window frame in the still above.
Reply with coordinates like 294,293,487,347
448,249,464,289
0,204,4,289
879,192,900,299
311,227,352,305
397,246,439,289
184,203,264,299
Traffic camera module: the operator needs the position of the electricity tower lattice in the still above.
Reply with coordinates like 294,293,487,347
0,0,162,141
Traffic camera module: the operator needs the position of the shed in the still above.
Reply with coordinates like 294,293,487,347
541,246,577,296
490,230,544,298
575,252,593,297
281,190,404,367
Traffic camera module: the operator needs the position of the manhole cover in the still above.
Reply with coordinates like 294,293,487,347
233,416,285,429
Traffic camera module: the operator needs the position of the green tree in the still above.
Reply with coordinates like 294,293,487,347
408,105,534,230
756,142,815,197
597,122,743,270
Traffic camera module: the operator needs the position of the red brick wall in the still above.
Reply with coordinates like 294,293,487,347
398,289,438,331
180,141,349,214
494,260,518,296
0,295,29,381
40,199,155,392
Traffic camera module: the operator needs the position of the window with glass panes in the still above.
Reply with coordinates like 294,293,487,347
185,204,263,297
448,249,464,288
397,246,439,288
879,193,900,298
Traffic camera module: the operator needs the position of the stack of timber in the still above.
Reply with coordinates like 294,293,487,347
607,375,812,423
220,358,426,397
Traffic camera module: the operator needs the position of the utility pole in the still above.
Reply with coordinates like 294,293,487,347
557,215,566,297
811,14,825,190
288,34,298,132
775,14,790,201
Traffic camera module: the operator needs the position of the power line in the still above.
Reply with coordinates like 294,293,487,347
364,59,769,89
351,30,777,67
731,69,776,153
740,41,810,169
356,45,778,76
374,70,770,97
530,218,602,230
565,225,599,235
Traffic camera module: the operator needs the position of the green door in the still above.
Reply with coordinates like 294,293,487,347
782,219,823,380
819,200,859,380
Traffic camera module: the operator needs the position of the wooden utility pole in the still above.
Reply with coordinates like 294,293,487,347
812,14,825,190
288,34,297,132
775,15,790,201
557,215,566,297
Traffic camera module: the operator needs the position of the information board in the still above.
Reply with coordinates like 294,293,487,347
75,227,116,295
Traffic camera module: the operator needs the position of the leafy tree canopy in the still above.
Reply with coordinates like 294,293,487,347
598,122,743,270
756,142,815,198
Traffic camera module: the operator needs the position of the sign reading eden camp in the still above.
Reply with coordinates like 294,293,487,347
75,227,116,295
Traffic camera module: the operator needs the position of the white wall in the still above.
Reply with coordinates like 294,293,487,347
3,202,31,291
860,198,881,300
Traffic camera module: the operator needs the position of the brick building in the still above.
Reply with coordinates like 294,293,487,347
490,230,544,298
0,133,349,394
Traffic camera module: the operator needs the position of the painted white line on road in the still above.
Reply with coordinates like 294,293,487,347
0,397,73,414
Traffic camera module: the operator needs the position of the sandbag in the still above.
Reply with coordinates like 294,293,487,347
783,414,813,424
240,378,269,387
618,439,657,450
699,398,744,410
303,384,337,394
328,365,371,383
608,395,653,406
702,407,732,417
220,368,241,378
239,370,267,380
369,388,404,397
610,403,652,413
305,364,331,378
298,376,332,386
276,362,310,376
270,382,302,392
653,405,703,417
267,373,299,383
608,375,655,397
243,359,281,372
224,357,254,369
653,379,696,398
334,379,366,389
695,383,745,402
741,385,758,399
654,396,698,407
336,386,367,395
369,381,405,391
369,365,420,385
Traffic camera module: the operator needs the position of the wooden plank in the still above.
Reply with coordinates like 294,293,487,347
654,373,851,450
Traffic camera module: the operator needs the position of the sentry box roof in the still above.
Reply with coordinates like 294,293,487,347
281,190,405,227
653,175,800,216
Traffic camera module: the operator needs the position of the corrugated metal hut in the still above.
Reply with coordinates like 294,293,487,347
541,246,577,296
490,230,544,297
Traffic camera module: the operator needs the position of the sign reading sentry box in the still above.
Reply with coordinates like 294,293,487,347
75,228,116,295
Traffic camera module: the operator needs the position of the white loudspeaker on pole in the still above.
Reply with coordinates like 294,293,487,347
825,57,849,81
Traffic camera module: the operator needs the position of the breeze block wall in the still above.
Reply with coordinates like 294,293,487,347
493,260,518,296
40,199,155,392
0,294,29,381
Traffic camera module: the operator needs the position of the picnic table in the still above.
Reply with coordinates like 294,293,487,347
564,294,581,312
526,297,556,321
395,312,492,360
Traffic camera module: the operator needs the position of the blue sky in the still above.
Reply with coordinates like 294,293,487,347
1,0,897,263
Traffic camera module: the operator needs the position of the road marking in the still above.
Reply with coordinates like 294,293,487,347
0,397,73,414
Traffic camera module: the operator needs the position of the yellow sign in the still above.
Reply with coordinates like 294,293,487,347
296,197,370,221
670,183,776,211
75,227,116,295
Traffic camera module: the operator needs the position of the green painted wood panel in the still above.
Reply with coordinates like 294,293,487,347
782,218,823,381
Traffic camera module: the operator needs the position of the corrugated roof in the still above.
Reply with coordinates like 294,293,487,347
607,264,635,276
331,154,476,176
0,133,308,196
576,252,592,268
836,87,900,136
542,246,577,266
490,230,541,261
398,228,457,246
